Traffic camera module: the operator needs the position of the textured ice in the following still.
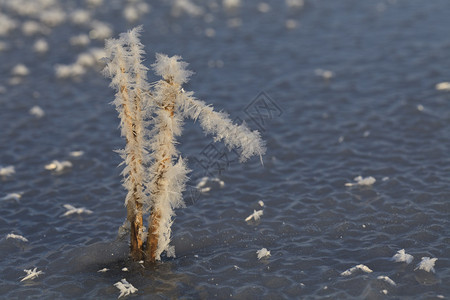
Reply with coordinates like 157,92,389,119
392,249,414,264
415,257,437,273
256,248,271,259
340,264,373,276
114,279,138,298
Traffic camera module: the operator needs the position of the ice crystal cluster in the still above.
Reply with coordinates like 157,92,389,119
103,26,265,262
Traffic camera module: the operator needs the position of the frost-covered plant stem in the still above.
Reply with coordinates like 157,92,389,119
104,27,148,261
104,26,265,263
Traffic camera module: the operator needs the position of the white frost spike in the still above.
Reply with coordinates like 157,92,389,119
392,249,413,264
345,176,376,187
62,204,93,217
6,233,28,242
114,279,138,298
341,264,373,276
415,257,438,273
2,192,22,201
30,105,45,118
45,160,72,172
377,276,396,286
21,268,43,282
256,248,271,259
97,268,109,273
245,210,263,222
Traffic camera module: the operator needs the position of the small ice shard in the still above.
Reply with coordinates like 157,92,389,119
70,10,91,25
6,233,28,242
415,257,437,273
70,151,84,157
70,34,90,47
345,176,376,187
382,290,388,295
286,0,304,9
233,265,240,270
382,176,389,181
223,0,241,11
40,9,66,27
1,192,22,201
45,160,72,172
0,165,15,177
258,200,264,207
196,177,225,192
285,19,298,30
340,264,373,276
377,275,396,286
11,64,30,76
338,136,344,143
62,204,93,217
392,249,413,264
245,209,263,222
363,130,370,137
33,39,49,54
122,267,128,272
315,68,334,80
29,105,45,118
97,268,109,273
21,268,44,282
257,2,271,13
256,248,271,259
435,82,450,91
114,279,138,298
417,104,424,112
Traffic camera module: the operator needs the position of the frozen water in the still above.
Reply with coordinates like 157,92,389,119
0,0,449,298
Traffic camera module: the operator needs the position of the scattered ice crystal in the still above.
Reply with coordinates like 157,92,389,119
114,279,138,298
6,233,28,242
2,192,23,201
30,105,45,118
256,248,271,259
392,249,413,264
11,64,30,76
70,10,91,25
70,34,90,47
97,268,109,273
21,268,44,282
122,267,129,272
258,200,264,207
245,209,263,222
415,257,437,273
70,151,84,157
340,264,373,276
257,2,271,13
33,39,49,54
435,82,450,91
285,19,298,30
286,0,304,8
315,68,334,80
62,204,93,217
377,276,396,286
345,176,376,187
45,160,72,172
89,21,113,40
0,165,15,177
223,0,241,11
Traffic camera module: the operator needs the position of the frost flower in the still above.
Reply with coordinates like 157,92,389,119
256,248,271,259
21,268,44,281
341,264,373,276
114,279,138,298
392,249,414,264
415,257,437,273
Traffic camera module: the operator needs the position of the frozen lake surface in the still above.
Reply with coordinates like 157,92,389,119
0,0,449,298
